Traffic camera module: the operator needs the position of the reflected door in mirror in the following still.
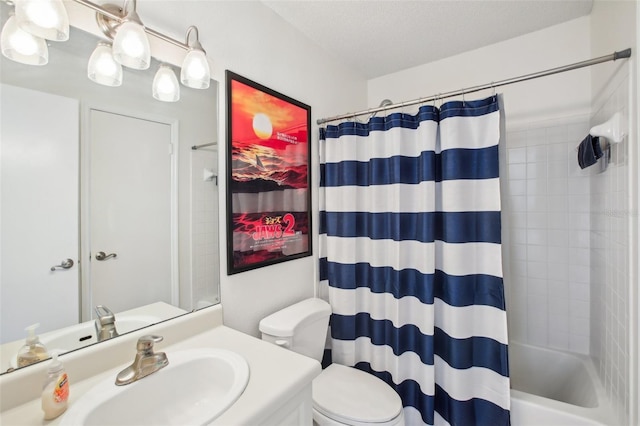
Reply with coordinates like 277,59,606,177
89,110,176,314
1,84,79,343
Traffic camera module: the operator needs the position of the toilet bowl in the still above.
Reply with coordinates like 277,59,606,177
259,298,405,426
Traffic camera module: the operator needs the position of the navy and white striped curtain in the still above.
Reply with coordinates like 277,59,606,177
319,95,510,425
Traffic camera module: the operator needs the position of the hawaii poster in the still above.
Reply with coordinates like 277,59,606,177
225,71,312,274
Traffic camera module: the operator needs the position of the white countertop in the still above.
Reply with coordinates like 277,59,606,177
0,305,321,425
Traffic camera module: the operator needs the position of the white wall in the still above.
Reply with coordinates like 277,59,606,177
201,2,368,336
589,1,638,424
368,17,591,130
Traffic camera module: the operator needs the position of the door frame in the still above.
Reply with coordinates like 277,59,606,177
80,103,180,322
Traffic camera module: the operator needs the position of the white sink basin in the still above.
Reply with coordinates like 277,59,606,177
60,348,250,426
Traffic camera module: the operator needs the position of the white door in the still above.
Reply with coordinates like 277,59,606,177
0,84,79,343
88,109,176,315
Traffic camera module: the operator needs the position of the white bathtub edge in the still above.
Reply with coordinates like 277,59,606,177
511,389,612,426
509,342,617,426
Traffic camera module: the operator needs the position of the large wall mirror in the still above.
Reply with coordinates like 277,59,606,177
0,3,220,374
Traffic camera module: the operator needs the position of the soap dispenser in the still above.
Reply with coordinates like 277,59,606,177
16,323,49,367
41,351,69,420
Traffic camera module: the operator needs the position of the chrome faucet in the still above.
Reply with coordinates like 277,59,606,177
95,305,119,342
115,335,169,386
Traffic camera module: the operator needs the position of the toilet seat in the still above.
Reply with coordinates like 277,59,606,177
312,364,403,426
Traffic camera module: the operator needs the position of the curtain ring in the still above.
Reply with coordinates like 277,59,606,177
380,99,392,117
491,81,496,97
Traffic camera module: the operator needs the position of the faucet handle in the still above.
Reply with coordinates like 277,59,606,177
137,335,163,354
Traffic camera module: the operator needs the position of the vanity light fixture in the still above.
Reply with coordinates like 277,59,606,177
112,0,150,70
180,26,210,90
1,12,48,65
152,64,180,102
1,0,213,97
14,0,69,41
87,41,123,87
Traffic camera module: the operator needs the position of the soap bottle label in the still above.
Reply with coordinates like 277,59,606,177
54,373,69,403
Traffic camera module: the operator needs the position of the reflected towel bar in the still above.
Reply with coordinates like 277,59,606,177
192,142,217,150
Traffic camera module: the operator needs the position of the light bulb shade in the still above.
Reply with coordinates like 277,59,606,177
180,49,210,89
1,14,48,65
14,0,69,41
153,65,180,102
112,20,150,70
88,42,123,87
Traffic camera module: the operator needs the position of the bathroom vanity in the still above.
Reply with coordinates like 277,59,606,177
0,305,321,425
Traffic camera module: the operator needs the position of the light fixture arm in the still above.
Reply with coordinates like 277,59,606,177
74,0,191,51
123,0,136,13
185,25,205,54
121,0,143,26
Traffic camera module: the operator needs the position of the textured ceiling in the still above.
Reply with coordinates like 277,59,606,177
261,0,594,79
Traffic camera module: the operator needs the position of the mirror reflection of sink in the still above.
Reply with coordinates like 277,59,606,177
44,315,161,351
10,315,160,368
60,348,250,426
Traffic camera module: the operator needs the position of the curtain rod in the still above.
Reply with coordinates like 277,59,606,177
317,48,632,125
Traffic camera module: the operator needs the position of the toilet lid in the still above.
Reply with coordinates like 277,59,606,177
313,364,403,425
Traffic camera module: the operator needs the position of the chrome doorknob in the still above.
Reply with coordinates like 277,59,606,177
50,258,74,271
95,251,117,261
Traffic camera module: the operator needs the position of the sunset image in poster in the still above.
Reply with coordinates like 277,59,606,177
230,79,308,192
227,74,311,272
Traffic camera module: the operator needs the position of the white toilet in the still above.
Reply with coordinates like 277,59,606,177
259,298,405,426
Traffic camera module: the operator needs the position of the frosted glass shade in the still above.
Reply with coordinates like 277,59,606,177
1,14,48,65
112,21,150,70
14,0,69,41
180,49,210,89
153,65,180,102
88,42,123,87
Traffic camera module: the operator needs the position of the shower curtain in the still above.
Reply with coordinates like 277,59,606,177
319,95,510,425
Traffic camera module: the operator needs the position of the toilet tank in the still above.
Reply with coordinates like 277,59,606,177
259,298,331,362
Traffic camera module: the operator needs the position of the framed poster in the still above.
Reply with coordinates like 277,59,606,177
226,71,312,274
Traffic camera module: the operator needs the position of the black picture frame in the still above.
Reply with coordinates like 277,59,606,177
225,71,312,275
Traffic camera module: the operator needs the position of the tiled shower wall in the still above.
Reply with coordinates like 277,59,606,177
503,61,633,425
503,117,593,354
589,63,631,426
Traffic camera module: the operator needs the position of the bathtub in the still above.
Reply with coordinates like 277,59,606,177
509,342,615,426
